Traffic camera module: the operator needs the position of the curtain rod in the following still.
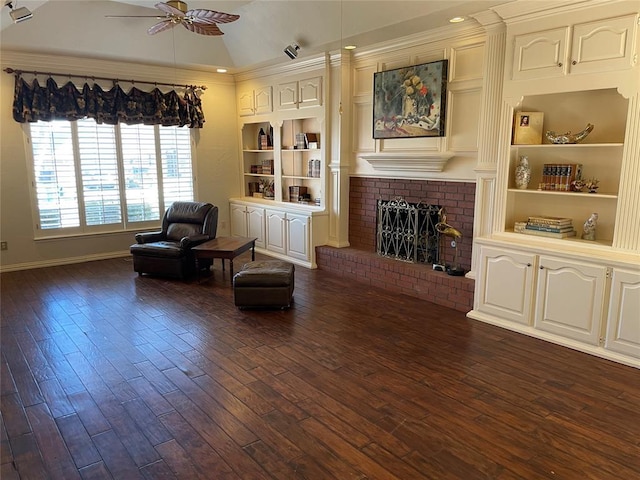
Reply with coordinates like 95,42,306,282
3,67,207,91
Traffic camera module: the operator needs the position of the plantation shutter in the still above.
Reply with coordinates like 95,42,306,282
76,119,122,226
159,127,194,205
120,123,161,223
30,121,80,229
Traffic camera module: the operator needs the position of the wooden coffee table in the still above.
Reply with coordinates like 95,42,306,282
192,237,257,284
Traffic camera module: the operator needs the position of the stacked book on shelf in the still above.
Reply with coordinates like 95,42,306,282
295,133,308,149
523,216,577,238
260,159,274,174
307,158,321,178
538,163,583,191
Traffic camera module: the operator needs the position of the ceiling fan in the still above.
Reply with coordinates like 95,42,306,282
107,1,240,36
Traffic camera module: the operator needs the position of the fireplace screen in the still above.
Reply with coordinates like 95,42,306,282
376,197,440,264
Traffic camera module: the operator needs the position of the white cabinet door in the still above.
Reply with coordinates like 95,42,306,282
254,86,273,115
266,210,286,254
534,256,607,345
287,213,310,261
238,90,256,117
277,77,322,110
512,27,568,80
476,246,536,325
299,77,322,108
605,269,640,358
230,203,248,237
247,206,266,249
238,86,272,116
570,14,637,75
276,81,298,110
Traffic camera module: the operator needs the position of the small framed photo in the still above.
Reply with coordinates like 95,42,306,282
513,112,544,145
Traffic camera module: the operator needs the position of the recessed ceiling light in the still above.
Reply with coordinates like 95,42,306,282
344,45,356,50
449,16,465,23
216,68,227,73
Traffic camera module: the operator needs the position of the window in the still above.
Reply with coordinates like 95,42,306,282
28,119,194,236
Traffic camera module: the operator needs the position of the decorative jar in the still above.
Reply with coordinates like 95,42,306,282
515,155,531,189
582,213,598,241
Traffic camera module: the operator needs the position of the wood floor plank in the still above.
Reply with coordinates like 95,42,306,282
1,256,638,479
9,432,49,479
0,393,31,438
67,390,111,437
158,410,239,479
301,415,406,479
153,439,209,480
25,402,81,479
91,430,144,480
260,409,365,479
122,397,173,446
163,389,271,480
162,367,258,447
55,413,102,469
139,458,179,480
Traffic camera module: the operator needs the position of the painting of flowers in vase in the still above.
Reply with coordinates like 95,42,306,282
373,60,448,139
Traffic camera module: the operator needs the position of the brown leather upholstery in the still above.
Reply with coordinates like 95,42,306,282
233,260,295,308
130,201,218,279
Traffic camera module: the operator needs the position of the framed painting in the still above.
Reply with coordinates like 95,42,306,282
373,60,448,139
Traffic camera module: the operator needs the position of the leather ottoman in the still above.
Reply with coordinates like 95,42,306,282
233,260,294,308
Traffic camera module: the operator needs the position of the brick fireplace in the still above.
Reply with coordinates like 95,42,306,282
316,177,475,312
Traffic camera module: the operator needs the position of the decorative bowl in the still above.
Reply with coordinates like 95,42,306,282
545,123,594,144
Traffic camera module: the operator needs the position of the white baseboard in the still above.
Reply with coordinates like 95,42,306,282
0,251,131,273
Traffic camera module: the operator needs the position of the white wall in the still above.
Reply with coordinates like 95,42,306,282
0,23,491,271
349,24,487,181
0,51,240,270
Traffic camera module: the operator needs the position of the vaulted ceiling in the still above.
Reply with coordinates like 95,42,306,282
1,1,512,72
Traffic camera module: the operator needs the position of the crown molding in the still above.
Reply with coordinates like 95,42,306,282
0,50,235,87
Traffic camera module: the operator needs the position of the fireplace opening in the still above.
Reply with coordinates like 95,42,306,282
376,197,440,264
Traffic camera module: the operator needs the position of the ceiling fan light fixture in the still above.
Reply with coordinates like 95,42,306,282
166,0,188,14
284,43,300,60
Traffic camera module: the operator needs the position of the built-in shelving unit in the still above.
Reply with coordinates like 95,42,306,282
280,117,322,205
233,68,328,268
504,89,627,246
240,121,276,198
469,2,640,369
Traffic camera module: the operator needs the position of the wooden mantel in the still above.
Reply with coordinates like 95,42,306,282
360,152,455,173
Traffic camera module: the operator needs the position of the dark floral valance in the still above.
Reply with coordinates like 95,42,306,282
11,75,205,128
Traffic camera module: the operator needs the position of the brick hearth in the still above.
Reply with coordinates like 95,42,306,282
315,246,474,312
316,177,476,313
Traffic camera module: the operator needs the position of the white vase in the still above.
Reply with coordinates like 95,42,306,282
515,155,531,190
582,213,598,241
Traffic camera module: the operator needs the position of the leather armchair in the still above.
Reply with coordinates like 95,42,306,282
130,201,218,279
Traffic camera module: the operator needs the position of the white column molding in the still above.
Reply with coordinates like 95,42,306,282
328,164,351,247
613,92,640,252
327,51,352,248
491,100,516,234
467,14,506,276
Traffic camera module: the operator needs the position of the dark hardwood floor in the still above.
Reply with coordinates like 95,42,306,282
1,253,639,479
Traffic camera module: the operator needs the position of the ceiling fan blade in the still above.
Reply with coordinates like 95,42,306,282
182,21,223,36
105,15,165,18
148,20,177,35
155,2,185,17
186,9,239,24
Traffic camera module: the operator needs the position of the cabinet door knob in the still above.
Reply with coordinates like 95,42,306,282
526,263,531,267
572,60,577,65
558,62,563,67
539,266,544,270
